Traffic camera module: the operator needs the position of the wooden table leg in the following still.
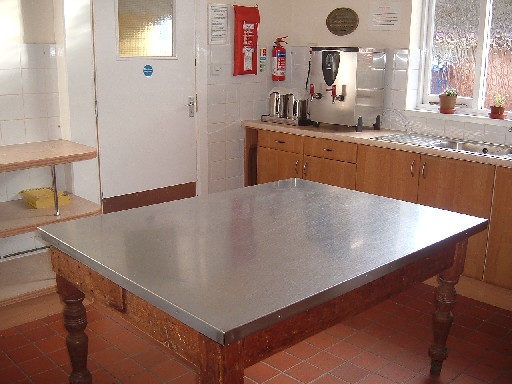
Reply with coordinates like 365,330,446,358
429,240,467,376
56,275,92,384
199,337,244,383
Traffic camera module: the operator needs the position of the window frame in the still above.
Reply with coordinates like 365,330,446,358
419,0,496,115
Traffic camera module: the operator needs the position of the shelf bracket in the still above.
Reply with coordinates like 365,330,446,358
51,165,60,216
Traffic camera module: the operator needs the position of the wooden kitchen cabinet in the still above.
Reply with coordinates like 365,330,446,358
485,166,512,289
257,147,302,184
257,130,357,189
356,145,420,203
356,145,494,279
257,131,304,184
417,154,494,279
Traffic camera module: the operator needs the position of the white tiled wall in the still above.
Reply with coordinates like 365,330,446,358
0,42,63,257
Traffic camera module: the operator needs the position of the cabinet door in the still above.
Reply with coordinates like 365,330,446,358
356,145,420,203
485,166,512,289
257,147,302,184
303,155,356,189
417,155,495,279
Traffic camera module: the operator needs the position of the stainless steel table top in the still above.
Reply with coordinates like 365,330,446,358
38,179,487,344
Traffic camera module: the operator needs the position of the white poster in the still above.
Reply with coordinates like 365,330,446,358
369,1,401,31
208,4,228,45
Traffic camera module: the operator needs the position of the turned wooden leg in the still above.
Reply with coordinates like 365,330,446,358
429,240,467,376
56,275,92,384
199,337,244,383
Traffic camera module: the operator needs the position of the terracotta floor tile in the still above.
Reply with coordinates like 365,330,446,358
327,341,363,361
108,357,146,380
244,361,280,383
286,340,322,360
6,343,43,363
17,355,55,376
464,362,503,383
330,362,369,383
90,346,129,368
0,365,28,383
452,373,487,384
361,323,394,340
0,330,30,351
170,371,197,384
325,323,357,340
47,347,70,367
122,370,162,384
312,374,350,384
307,331,343,349
30,367,69,384
149,357,191,381
358,373,395,383
344,331,380,350
133,345,175,368
264,350,302,371
351,351,389,371
286,361,325,382
0,352,11,370
19,324,56,342
392,350,430,373
307,351,345,371
367,340,406,360
377,362,416,383
34,334,65,354
263,373,302,384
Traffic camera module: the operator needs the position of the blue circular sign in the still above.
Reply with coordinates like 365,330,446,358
143,65,153,77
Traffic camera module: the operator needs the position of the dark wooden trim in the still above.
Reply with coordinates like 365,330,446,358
102,182,196,214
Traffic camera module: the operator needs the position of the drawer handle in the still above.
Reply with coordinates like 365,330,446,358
410,160,415,177
303,161,308,177
275,140,286,144
421,162,427,178
295,160,299,175
323,148,334,152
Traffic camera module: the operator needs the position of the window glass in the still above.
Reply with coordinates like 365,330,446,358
430,0,479,97
118,0,174,57
484,0,512,109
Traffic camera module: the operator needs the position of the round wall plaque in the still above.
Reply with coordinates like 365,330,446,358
326,8,359,36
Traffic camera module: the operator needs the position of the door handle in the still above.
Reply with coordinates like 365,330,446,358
303,161,308,177
295,160,299,175
410,160,415,177
421,162,427,178
187,96,195,117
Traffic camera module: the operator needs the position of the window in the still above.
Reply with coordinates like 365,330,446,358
422,0,512,111
117,0,174,57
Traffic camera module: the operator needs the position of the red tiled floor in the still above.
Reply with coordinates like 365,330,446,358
0,283,511,383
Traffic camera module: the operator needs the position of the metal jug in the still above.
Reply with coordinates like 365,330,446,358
268,92,280,117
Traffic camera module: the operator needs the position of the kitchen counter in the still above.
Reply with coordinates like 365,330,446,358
244,120,512,168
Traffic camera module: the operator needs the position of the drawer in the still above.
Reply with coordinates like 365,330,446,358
258,130,303,154
303,137,357,163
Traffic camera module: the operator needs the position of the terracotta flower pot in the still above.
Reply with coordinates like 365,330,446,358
439,94,457,114
489,106,506,119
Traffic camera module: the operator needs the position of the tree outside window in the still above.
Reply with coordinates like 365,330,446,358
424,0,512,111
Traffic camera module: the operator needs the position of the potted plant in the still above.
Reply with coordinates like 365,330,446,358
489,94,507,119
439,88,458,114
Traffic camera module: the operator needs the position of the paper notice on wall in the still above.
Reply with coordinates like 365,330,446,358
369,1,400,31
208,4,228,45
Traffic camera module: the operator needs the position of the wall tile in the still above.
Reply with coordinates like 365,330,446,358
444,120,465,139
0,95,24,120
0,44,21,70
207,103,226,124
484,125,507,144
1,119,26,145
226,158,243,178
208,141,226,162
226,139,243,160
209,160,226,181
463,123,485,141
25,118,49,142
23,93,48,118
0,173,7,202
0,69,22,95
392,70,408,90
225,176,243,190
5,170,31,200
22,68,47,93
21,44,49,69
208,84,227,105
208,178,226,193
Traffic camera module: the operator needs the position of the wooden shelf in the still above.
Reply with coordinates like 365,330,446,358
0,140,97,173
0,140,100,238
0,195,101,238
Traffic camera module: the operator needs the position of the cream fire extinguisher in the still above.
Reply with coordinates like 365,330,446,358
272,36,287,81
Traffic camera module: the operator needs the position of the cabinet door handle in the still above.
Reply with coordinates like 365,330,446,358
303,161,308,177
295,160,299,175
323,148,333,152
275,140,286,144
421,162,427,178
410,160,415,177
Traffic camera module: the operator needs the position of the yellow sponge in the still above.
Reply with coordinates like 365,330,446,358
19,188,71,209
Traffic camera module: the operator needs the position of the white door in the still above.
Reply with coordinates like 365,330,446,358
92,0,197,199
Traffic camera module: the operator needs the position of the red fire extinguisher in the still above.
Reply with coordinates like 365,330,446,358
272,36,287,81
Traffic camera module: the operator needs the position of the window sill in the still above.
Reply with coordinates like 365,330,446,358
405,107,512,126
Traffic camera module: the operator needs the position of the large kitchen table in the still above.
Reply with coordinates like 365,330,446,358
37,179,488,383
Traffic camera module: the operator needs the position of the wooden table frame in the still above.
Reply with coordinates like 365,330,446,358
52,235,468,383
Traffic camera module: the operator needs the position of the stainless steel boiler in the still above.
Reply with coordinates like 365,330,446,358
307,47,385,127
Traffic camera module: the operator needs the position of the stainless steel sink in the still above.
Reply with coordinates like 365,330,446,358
373,133,512,158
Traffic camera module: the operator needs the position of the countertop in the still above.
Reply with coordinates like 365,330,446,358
244,120,512,168
38,179,487,345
